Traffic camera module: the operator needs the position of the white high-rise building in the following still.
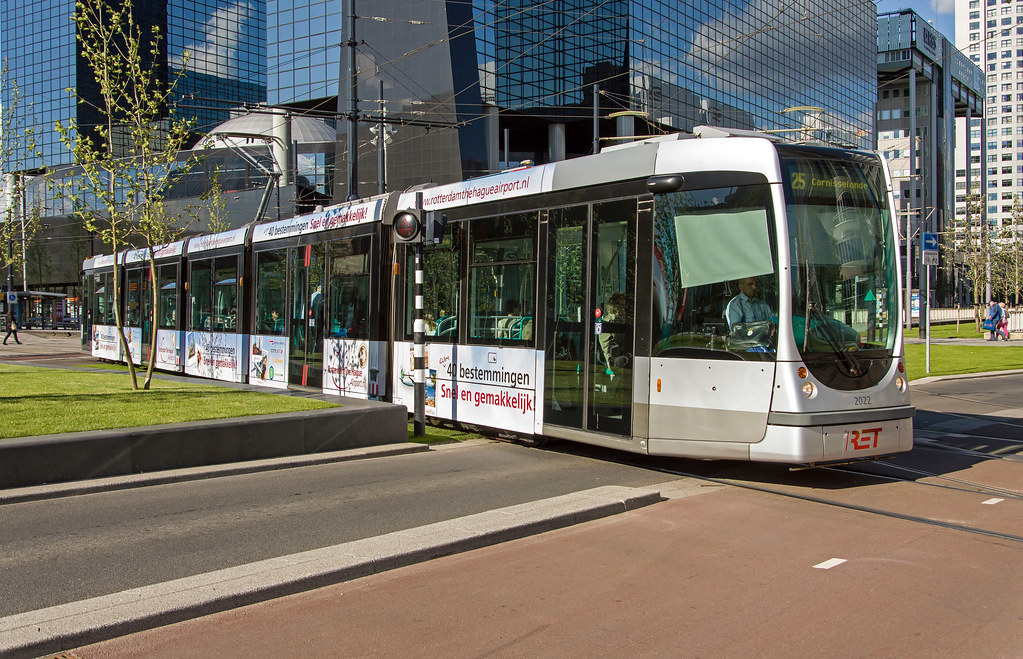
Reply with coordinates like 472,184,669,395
879,10,983,306
953,0,1023,232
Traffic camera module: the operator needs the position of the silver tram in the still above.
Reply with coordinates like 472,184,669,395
82,128,913,465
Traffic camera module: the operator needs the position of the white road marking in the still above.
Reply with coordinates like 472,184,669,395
813,558,847,570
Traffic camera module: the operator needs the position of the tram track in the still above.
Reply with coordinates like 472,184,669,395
593,453,1023,545
912,436,1023,461
822,461,1023,501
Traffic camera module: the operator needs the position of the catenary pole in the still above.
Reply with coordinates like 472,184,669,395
346,0,359,201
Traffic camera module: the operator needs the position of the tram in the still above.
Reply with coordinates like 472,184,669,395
82,126,913,465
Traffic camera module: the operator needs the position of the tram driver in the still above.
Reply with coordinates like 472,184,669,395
725,276,776,350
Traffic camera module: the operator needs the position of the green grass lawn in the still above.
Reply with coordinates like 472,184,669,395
0,363,337,439
920,322,985,340
904,343,1023,380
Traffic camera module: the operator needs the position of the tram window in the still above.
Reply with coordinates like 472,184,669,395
468,214,536,342
126,269,143,326
328,237,371,339
651,185,778,361
157,265,177,329
213,257,238,331
255,250,287,335
405,226,461,340
189,260,212,330
94,273,114,325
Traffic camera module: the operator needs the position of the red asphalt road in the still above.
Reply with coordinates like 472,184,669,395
71,458,1023,658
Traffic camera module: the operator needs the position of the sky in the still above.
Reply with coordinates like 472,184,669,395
875,0,957,41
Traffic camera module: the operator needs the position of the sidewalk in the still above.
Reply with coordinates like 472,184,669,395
0,329,85,360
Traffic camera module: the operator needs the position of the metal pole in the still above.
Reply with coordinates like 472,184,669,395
19,173,27,292
592,84,600,154
377,79,386,195
6,232,12,307
906,210,912,331
925,264,931,373
503,128,509,169
5,174,13,300
413,238,426,436
908,68,917,333
346,0,359,201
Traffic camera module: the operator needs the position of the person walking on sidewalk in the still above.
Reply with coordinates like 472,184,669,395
4,310,20,345
997,302,1011,340
986,300,1005,341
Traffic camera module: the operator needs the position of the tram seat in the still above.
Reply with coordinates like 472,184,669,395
510,316,532,340
436,315,457,337
496,315,517,338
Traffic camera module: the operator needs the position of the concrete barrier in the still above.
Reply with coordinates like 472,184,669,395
0,402,409,489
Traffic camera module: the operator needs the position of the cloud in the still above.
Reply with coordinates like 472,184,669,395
169,1,260,79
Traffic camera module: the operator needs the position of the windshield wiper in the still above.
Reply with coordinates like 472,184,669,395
807,302,863,376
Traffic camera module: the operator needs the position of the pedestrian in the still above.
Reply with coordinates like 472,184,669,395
3,310,20,345
998,302,1011,341
985,299,1005,341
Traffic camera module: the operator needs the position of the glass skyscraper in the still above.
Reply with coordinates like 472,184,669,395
265,0,879,201
1,0,79,170
1,0,267,170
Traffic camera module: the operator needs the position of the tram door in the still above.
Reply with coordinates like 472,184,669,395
543,200,636,436
289,244,326,387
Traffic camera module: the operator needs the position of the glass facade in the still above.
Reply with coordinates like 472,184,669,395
1,0,266,170
1,0,78,170
472,0,877,153
267,0,341,105
167,0,267,133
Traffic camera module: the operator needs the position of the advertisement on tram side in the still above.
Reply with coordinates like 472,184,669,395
391,342,540,434
184,331,246,382
323,338,385,399
248,335,288,389
124,326,143,365
155,329,184,371
91,325,121,361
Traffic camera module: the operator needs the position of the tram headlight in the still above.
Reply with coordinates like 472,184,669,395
801,381,817,398
895,376,907,393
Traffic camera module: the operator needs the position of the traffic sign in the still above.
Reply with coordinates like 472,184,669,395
923,250,939,265
922,232,939,252
6,292,16,304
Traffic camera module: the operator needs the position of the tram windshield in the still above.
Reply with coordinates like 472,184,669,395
780,149,899,389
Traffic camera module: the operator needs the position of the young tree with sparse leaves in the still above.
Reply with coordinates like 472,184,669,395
992,194,1023,306
955,192,993,330
201,165,231,234
56,0,198,389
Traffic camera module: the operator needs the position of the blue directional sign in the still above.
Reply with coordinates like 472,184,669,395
922,232,939,252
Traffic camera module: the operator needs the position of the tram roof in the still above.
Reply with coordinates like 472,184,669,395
397,128,796,213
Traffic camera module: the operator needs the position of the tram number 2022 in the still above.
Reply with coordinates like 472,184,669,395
845,427,883,451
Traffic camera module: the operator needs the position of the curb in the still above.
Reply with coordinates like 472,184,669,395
0,485,662,659
0,402,409,490
0,443,432,505
911,367,1023,386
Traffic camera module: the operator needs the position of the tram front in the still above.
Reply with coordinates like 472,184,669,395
759,145,914,463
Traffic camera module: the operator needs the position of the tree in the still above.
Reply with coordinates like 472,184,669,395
953,192,992,329
55,0,197,389
0,59,41,296
200,165,231,234
992,194,1023,306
